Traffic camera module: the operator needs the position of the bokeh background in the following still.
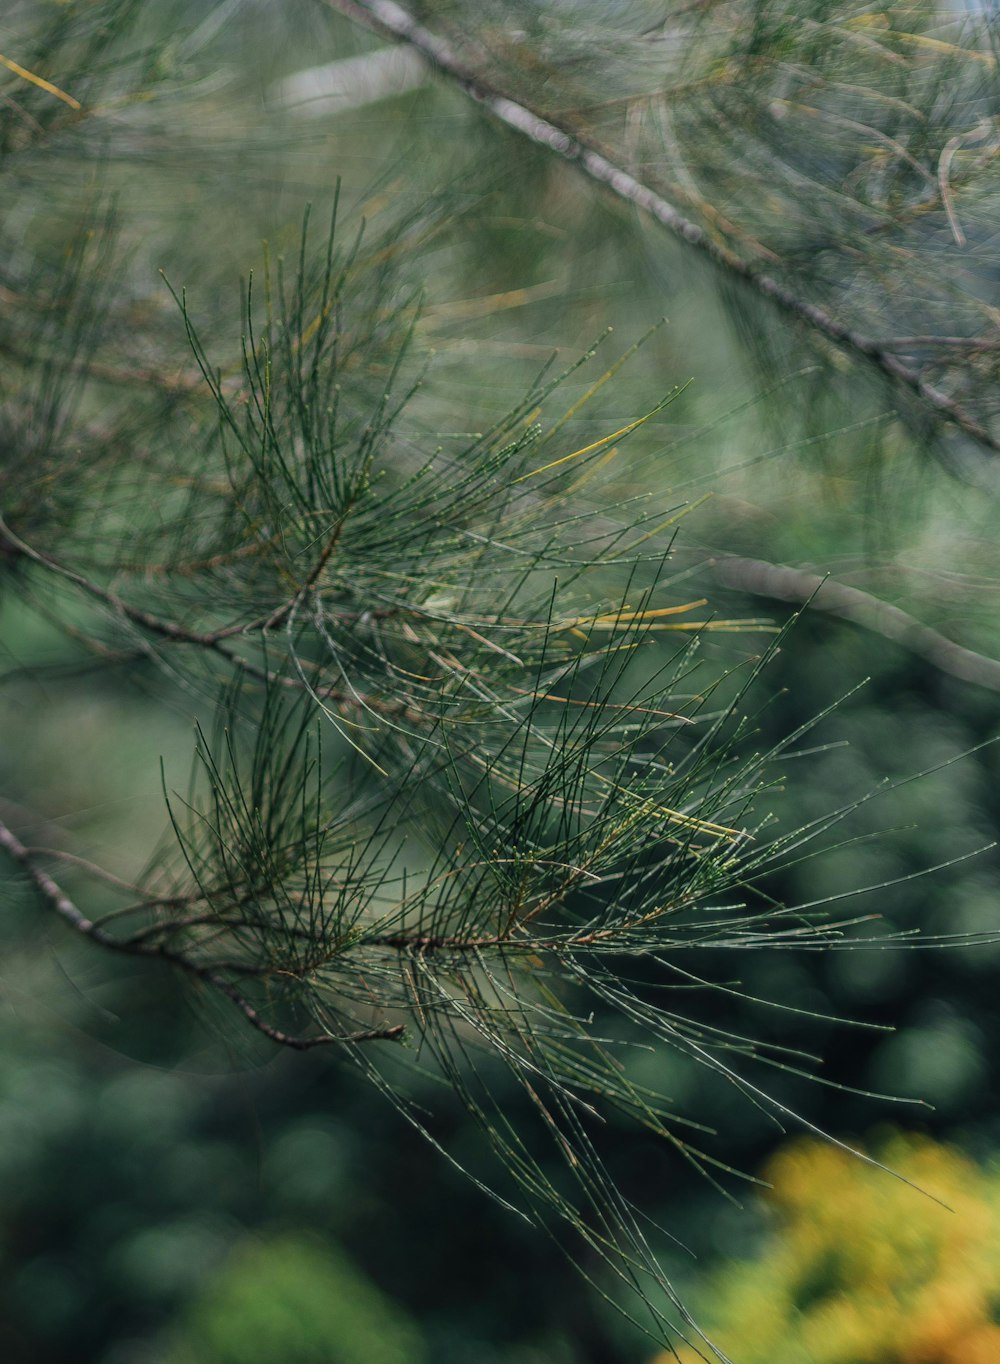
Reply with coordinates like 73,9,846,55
2,2,1000,1360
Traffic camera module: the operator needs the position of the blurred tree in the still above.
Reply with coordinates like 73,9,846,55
659,1132,1000,1364
1,2,998,1359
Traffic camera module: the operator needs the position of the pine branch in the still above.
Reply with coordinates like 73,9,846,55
319,0,1000,456
6,6,997,1347
0,815,405,1049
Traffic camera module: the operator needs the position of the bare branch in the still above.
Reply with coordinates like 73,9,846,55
712,555,1000,693
0,514,260,647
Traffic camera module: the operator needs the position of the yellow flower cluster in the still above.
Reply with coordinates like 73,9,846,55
654,1133,1000,1364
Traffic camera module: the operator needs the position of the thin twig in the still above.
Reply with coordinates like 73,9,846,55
260,515,346,632
3,514,347,660
320,0,1000,456
877,336,1000,353
368,931,509,954
937,134,967,248
21,847,147,896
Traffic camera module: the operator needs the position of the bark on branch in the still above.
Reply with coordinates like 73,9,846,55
712,555,1000,693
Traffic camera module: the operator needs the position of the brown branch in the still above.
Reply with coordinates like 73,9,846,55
222,647,427,725
0,608,419,725
21,847,148,896
4,509,353,651
0,344,222,395
0,817,404,1049
0,514,261,647
711,555,1000,693
877,335,1000,354
203,972,404,1049
320,0,1000,456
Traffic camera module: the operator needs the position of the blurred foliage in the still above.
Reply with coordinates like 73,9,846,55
660,1133,1000,1364
0,949,592,1364
164,1233,427,1364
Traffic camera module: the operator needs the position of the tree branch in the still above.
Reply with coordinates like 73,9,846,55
0,817,405,1049
320,0,1000,456
0,514,259,647
711,555,1000,693
0,515,465,729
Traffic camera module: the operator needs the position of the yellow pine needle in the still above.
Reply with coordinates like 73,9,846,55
574,618,771,636
582,600,708,625
595,774,742,839
445,604,705,634
512,394,678,485
562,442,621,495
633,619,776,632
625,492,714,550
889,30,993,65
843,18,996,67
557,599,775,634
0,52,81,108
513,420,644,484
507,686,692,723
296,223,440,350
890,30,996,67
421,278,565,324
539,319,668,449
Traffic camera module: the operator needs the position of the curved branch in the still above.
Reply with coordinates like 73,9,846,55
712,555,1000,693
320,0,1000,456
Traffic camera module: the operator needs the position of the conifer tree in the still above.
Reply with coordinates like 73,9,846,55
1,2,998,1356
